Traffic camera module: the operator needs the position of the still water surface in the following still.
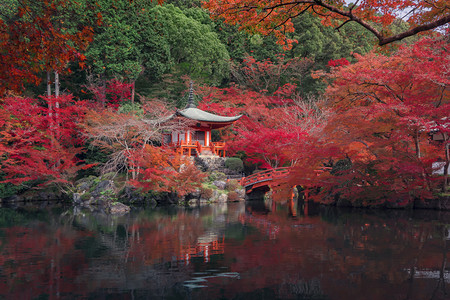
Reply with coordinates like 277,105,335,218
0,201,449,299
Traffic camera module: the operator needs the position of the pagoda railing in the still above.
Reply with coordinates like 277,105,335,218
171,141,227,157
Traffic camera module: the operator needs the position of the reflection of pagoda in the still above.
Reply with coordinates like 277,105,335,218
165,83,242,157
179,234,225,264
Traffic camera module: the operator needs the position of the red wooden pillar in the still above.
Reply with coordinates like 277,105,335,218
289,186,297,217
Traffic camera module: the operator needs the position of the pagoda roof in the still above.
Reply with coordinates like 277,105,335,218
174,82,242,126
176,107,242,123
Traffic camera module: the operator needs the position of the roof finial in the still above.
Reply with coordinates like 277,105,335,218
186,81,196,108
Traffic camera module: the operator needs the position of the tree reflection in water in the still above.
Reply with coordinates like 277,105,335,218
0,201,448,299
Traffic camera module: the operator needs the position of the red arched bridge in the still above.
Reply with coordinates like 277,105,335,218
240,167,332,196
240,167,291,194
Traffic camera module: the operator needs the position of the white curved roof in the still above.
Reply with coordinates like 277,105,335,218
177,107,242,123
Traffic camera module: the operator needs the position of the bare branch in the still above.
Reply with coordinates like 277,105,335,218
379,15,450,45
335,19,352,32
209,0,450,46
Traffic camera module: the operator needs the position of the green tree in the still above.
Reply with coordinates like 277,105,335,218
286,13,375,94
289,13,374,62
82,2,229,104
136,3,231,105
84,0,143,84
0,0,18,21
147,4,230,84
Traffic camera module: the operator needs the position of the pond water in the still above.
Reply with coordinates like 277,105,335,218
0,200,449,299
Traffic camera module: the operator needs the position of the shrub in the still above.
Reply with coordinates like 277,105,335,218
225,179,240,191
225,157,244,172
208,171,227,182
200,187,214,199
0,172,35,199
0,182,25,199
118,102,143,115
227,191,239,202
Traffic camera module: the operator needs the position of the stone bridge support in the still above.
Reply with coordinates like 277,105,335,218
245,185,270,201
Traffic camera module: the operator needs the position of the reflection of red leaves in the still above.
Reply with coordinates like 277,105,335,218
0,224,91,299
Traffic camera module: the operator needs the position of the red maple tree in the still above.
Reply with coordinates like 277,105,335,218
128,145,206,196
204,0,449,48
293,37,450,205
198,84,327,169
0,95,90,189
0,0,94,95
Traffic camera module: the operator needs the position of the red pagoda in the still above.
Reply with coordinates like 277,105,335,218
165,84,241,157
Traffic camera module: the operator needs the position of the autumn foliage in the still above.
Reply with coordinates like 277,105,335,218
83,100,206,195
0,0,94,95
230,54,313,94
0,95,89,186
198,79,327,169
204,0,449,48
128,145,206,196
0,0,448,206
289,37,450,206
86,78,133,108
197,37,449,206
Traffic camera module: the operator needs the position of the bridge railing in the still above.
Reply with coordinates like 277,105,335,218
240,167,291,188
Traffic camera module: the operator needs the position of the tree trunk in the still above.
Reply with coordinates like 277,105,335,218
415,130,421,159
54,71,60,142
47,71,52,96
131,81,135,104
101,75,106,107
54,71,60,97
444,137,449,191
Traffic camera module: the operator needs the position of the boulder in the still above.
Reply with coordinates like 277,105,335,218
109,202,131,214
75,176,97,191
235,189,246,201
92,180,115,197
210,190,220,202
118,186,157,206
213,180,227,190
72,176,120,212
189,188,202,199
217,193,228,203
73,193,82,205
229,189,245,201
77,181,91,193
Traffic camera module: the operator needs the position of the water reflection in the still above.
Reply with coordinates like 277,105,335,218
0,201,448,299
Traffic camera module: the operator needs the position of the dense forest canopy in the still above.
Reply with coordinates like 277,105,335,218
0,0,449,206
1,0,405,98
